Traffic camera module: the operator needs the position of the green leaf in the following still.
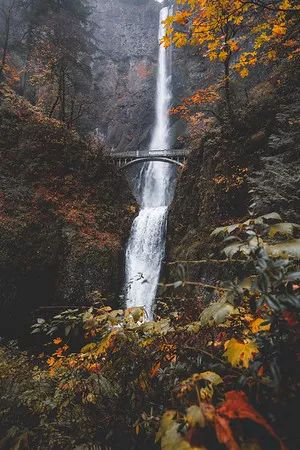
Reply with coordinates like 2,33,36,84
240,276,257,290
223,237,263,258
31,328,40,334
285,272,300,282
267,222,300,238
244,212,282,225
267,239,300,259
223,241,246,258
200,299,237,326
211,223,241,237
185,405,205,428
211,213,283,238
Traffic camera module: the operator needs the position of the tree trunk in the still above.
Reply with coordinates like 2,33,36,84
67,98,75,128
60,67,66,122
20,23,34,96
49,94,60,118
224,58,232,115
0,16,11,80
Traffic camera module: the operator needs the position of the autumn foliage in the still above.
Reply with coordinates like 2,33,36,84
0,2,299,450
164,0,300,120
163,0,300,75
1,214,295,450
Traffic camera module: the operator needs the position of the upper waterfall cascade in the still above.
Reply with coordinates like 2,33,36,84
125,5,175,318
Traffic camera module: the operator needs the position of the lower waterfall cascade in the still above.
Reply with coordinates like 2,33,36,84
125,5,175,319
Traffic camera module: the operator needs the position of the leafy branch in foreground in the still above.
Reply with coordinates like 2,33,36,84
0,213,298,449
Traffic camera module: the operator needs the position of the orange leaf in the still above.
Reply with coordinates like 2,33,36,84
47,357,55,367
250,318,271,333
272,24,286,36
215,391,286,450
87,363,101,373
150,361,161,378
55,347,64,357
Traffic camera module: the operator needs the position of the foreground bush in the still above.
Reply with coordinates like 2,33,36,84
0,214,299,449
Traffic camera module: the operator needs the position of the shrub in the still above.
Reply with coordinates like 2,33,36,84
0,213,299,449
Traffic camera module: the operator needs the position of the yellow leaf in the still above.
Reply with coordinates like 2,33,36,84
174,10,191,25
266,50,277,61
208,51,218,61
233,15,243,25
250,318,271,333
80,342,97,353
173,32,188,47
240,68,249,78
156,410,177,443
229,40,239,52
224,338,258,368
272,24,287,36
219,50,228,62
139,337,154,348
199,371,223,385
95,330,119,356
161,35,172,48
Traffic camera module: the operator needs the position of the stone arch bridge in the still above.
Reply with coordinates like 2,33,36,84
107,149,190,170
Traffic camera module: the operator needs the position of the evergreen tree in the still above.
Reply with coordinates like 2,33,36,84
23,0,95,128
0,0,97,131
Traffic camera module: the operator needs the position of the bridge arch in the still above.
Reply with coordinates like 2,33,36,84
119,156,184,171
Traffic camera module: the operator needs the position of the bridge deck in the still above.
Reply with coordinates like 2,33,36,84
106,148,191,169
107,148,190,159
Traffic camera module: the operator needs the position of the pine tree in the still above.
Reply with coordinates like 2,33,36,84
22,0,95,128
0,0,96,131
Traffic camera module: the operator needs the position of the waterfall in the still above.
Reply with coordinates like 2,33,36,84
125,5,174,319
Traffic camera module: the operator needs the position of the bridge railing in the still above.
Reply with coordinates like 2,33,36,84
106,148,190,159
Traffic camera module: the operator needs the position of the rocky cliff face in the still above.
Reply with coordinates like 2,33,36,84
0,86,135,337
166,59,300,289
89,0,209,152
89,0,159,152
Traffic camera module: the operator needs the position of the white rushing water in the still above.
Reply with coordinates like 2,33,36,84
125,6,174,319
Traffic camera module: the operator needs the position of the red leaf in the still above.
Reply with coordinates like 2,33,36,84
215,391,286,450
282,311,297,327
215,414,239,450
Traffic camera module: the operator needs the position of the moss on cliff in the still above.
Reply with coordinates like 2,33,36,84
0,85,135,336
167,59,300,286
